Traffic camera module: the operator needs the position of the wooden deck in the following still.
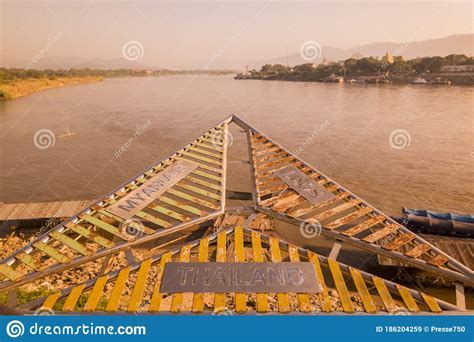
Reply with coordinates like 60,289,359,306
0,200,93,221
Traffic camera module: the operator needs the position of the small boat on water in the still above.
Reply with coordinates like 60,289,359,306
411,77,429,84
393,207,474,237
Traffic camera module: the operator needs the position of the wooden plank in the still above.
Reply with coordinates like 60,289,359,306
396,285,420,313
63,284,86,311
49,231,91,256
0,264,22,281
405,244,431,258
65,222,114,248
79,214,133,241
327,258,354,313
307,252,331,312
106,267,131,312
15,252,42,271
311,199,362,222
192,238,209,313
362,224,399,243
185,175,221,191
341,216,386,237
234,227,247,313
179,150,222,166
42,292,61,309
288,245,312,312
214,232,227,310
166,188,219,210
189,145,222,159
176,182,220,201
372,276,397,312
349,267,377,313
251,230,269,313
325,207,373,229
33,241,70,263
289,192,351,218
147,203,190,222
83,275,109,311
148,252,172,312
170,245,191,313
383,233,415,250
135,211,171,228
269,237,290,313
420,292,442,313
192,169,221,182
160,196,207,217
427,254,449,267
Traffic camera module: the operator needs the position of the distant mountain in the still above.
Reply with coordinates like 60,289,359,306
4,56,156,70
256,34,473,67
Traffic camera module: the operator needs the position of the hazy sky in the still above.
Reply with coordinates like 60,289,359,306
1,0,472,69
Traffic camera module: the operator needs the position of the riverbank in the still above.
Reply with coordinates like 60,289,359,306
0,76,103,100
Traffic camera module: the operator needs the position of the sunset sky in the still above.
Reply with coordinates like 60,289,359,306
1,0,472,69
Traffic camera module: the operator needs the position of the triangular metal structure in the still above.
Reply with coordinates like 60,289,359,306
232,115,474,287
0,114,472,312
21,226,458,314
0,116,231,292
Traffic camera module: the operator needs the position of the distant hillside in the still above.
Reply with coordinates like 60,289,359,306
258,34,473,67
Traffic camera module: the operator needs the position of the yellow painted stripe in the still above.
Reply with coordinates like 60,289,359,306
148,252,172,312
167,188,219,210
192,238,209,313
192,169,221,182
127,259,152,312
349,267,376,313
327,258,354,313
83,275,108,311
214,232,227,310
420,292,442,313
269,237,290,313
170,245,191,313
251,231,269,313
106,267,131,312
63,284,86,311
396,285,420,313
15,252,42,271
42,292,61,310
372,276,397,312
307,252,331,312
234,227,247,313
185,175,221,191
288,245,312,312
161,196,207,217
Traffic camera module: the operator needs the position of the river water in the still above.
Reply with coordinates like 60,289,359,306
0,75,472,216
